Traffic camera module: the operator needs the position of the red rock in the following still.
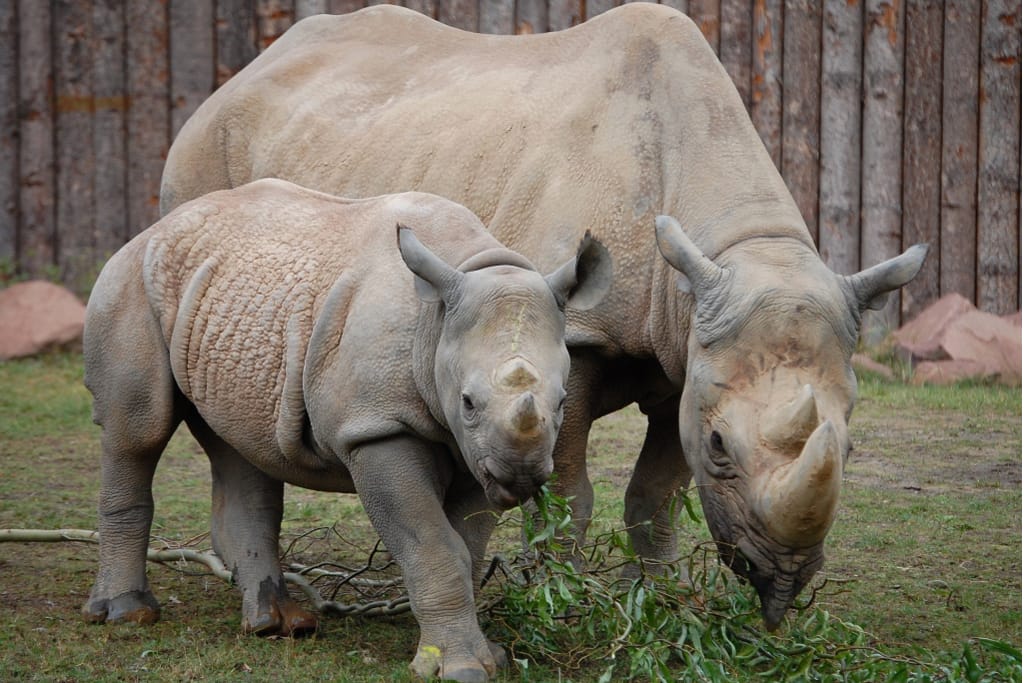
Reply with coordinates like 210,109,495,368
891,293,974,360
892,293,1021,386
0,281,86,360
851,353,895,379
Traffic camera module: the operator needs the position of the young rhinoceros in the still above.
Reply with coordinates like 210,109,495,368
81,178,611,682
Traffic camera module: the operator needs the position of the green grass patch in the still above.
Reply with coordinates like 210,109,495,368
0,353,1020,681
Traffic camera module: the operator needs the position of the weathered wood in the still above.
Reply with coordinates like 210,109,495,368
92,0,127,257
478,0,512,32
976,0,1021,314
585,0,617,21
17,0,55,277
218,0,258,86
257,0,294,50
751,0,782,167
405,0,439,20
659,0,688,13
719,0,750,105
940,0,980,303
126,1,169,237
515,0,547,33
54,0,95,292
818,0,862,277
781,0,821,243
549,0,582,31
440,0,479,30
328,0,366,14
0,0,16,265
900,0,942,321
860,0,905,340
687,0,720,52
296,0,330,18
659,0,689,14
170,0,214,139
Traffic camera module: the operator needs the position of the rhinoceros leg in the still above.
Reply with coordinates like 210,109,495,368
82,271,181,626
350,435,497,683
623,396,692,575
185,416,318,637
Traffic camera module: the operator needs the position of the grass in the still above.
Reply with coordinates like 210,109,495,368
0,351,1020,681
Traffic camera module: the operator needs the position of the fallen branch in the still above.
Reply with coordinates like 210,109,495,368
0,528,411,617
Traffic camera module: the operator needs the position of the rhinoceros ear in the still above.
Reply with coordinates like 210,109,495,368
396,224,464,305
845,243,929,312
654,215,727,300
544,231,613,311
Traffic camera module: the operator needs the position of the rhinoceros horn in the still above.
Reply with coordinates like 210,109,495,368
763,384,819,450
654,215,726,297
509,392,540,433
756,419,842,546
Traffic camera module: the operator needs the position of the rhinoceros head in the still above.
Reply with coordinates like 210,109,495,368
398,226,612,510
655,215,927,629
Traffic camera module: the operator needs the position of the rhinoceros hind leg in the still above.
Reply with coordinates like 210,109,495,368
186,416,318,637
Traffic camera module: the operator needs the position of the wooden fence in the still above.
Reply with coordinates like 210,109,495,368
0,0,1020,329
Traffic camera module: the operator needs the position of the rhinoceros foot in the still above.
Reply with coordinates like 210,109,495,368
409,638,507,682
82,590,160,626
241,585,318,638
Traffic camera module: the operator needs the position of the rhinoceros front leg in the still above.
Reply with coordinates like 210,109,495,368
186,416,318,637
623,396,692,575
350,435,500,683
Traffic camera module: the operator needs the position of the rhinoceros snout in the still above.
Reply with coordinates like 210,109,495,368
481,458,551,510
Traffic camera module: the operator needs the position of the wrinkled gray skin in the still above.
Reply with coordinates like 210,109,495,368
82,179,612,682
159,4,927,628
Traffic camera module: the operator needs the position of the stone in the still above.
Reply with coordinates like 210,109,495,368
0,281,86,360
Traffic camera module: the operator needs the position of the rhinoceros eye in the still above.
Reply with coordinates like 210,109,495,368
461,393,476,413
710,430,725,453
708,430,731,468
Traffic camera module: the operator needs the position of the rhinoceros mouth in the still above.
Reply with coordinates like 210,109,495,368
479,459,541,510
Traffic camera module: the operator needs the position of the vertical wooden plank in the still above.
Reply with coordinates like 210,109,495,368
549,0,583,31
818,0,862,278
54,0,96,292
0,0,16,267
92,0,127,258
296,0,330,18
127,1,170,237
860,0,905,341
719,0,750,104
687,0,720,52
515,0,547,33
478,0,513,32
659,0,689,14
940,0,979,303
439,0,478,30
329,0,366,13
976,0,1021,314
751,0,782,166
585,0,616,21
257,0,293,51
404,0,439,20
900,0,942,321
217,0,257,86
17,0,55,278
781,0,821,243
170,1,214,140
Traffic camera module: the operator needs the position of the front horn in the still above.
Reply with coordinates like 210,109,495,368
756,420,842,546
509,392,540,433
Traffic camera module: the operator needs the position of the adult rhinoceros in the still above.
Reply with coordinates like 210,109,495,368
82,179,611,681
160,4,927,628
